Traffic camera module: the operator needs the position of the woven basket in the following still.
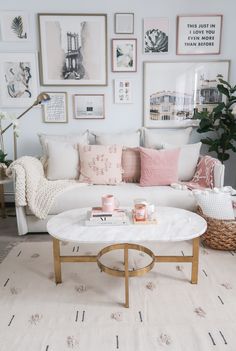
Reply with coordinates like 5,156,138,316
197,207,236,250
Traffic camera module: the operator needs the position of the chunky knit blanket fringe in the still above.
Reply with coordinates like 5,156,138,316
6,156,87,219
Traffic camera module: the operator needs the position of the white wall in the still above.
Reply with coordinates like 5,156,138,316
1,0,236,188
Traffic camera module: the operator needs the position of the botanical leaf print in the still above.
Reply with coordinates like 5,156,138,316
11,16,27,39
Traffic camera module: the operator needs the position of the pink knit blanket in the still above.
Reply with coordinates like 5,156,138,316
184,155,221,190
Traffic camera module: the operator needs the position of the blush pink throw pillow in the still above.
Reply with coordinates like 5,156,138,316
139,147,180,186
79,144,123,185
122,148,141,183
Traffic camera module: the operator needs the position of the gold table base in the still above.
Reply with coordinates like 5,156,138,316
53,237,200,308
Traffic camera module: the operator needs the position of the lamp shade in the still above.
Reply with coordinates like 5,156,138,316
35,92,51,105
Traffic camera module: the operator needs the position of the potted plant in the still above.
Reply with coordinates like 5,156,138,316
196,79,236,163
0,150,12,179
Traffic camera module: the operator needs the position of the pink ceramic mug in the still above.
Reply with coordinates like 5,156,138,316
102,194,119,213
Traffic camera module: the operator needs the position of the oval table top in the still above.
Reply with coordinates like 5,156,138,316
47,207,207,244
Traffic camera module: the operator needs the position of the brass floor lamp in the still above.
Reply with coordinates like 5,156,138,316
0,92,50,160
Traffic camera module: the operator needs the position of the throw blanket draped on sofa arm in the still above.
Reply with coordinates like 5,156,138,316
6,156,87,219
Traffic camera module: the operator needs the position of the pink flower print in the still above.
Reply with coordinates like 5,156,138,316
29,313,42,325
111,312,123,321
194,307,206,318
221,282,233,290
158,333,172,346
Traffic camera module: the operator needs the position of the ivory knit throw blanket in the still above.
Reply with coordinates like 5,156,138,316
6,156,87,219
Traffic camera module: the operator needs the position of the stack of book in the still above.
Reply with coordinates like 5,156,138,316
85,207,129,226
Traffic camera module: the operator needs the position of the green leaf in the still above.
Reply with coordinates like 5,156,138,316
213,102,225,113
217,84,230,98
218,152,230,162
218,78,232,89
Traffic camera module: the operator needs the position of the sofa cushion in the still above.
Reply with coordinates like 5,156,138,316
25,183,196,215
79,144,123,185
139,147,180,186
46,141,79,180
38,131,88,156
164,142,202,181
122,147,141,183
143,127,192,149
92,130,141,147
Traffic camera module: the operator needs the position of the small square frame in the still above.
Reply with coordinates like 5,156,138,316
115,13,134,34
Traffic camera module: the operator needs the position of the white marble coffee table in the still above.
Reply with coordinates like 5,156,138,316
47,207,207,308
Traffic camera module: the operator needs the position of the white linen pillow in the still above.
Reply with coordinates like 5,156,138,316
143,127,192,149
164,142,202,181
38,131,88,156
46,141,79,180
93,130,141,147
193,189,235,220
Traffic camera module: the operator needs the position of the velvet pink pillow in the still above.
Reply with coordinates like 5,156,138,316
139,147,180,186
122,148,141,183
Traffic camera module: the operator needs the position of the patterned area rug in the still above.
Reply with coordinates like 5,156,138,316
0,241,236,351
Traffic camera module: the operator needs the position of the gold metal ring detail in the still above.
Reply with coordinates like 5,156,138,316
97,243,156,277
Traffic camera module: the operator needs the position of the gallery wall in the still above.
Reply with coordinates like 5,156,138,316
0,0,236,189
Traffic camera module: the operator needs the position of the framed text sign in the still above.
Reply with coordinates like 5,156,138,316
177,15,223,55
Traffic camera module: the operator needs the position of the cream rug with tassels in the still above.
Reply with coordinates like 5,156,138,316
0,241,236,351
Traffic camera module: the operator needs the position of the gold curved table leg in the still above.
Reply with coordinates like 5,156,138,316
53,238,62,284
124,244,129,308
191,236,199,284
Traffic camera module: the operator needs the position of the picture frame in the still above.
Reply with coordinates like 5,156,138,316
38,13,107,86
115,13,134,34
0,11,30,42
177,15,223,55
114,79,133,104
43,92,68,123
73,94,105,119
0,52,38,107
112,38,137,72
144,17,169,53
143,60,229,128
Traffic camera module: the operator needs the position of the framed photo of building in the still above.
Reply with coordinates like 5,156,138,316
114,79,133,103
0,11,30,42
73,94,105,119
144,17,169,53
112,39,137,72
115,13,134,34
144,61,229,128
43,92,68,123
38,13,107,86
0,52,38,107
177,15,223,55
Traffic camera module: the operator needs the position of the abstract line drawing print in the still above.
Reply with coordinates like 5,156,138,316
4,61,32,99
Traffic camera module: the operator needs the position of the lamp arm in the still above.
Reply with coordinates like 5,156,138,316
1,102,37,135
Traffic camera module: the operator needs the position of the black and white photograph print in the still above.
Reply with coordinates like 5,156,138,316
0,53,38,107
73,94,105,119
143,61,229,128
144,18,169,53
0,11,30,41
38,14,107,86
112,39,137,72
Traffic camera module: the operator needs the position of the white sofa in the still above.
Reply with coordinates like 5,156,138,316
15,164,224,235
14,129,225,235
